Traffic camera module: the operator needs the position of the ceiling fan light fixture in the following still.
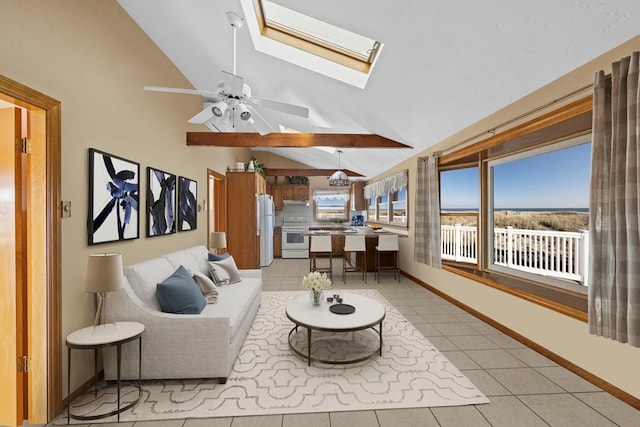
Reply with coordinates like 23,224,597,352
211,101,227,117
328,149,350,187
237,103,251,121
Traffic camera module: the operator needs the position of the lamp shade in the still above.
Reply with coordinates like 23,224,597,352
85,253,124,293
210,232,227,249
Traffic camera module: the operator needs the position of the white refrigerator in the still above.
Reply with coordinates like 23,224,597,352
259,194,275,267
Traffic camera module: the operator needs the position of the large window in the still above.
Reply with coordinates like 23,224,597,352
438,97,593,318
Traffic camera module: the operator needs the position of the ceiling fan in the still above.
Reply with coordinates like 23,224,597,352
143,11,309,135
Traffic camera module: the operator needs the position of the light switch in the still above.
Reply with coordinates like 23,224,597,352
61,201,71,218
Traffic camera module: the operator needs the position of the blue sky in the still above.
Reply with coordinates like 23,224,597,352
440,142,591,209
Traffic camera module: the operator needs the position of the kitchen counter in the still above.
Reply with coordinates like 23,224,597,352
304,227,402,272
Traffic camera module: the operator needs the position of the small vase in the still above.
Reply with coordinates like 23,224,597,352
310,290,324,306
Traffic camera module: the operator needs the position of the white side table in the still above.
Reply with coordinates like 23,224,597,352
66,321,144,423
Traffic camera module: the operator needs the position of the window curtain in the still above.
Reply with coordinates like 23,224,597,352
589,52,640,347
364,170,408,199
312,189,350,201
414,154,441,268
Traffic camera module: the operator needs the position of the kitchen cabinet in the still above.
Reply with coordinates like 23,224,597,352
268,184,308,210
226,172,266,269
331,235,344,256
350,181,366,211
273,227,282,258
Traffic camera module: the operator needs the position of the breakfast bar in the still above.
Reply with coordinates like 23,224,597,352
305,227,402,272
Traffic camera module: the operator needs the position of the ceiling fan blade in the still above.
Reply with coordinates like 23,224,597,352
245,105,273,135
187,103,215,124
249,96,309,118
143,86,221,100
220,71,245,95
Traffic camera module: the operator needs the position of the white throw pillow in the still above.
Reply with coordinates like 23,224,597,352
191,271,218,304
207,255,241,286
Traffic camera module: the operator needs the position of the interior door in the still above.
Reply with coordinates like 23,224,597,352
0,106,25,426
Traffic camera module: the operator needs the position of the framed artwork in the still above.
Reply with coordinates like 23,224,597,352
88,148,140,245
178,176,197,231
146,167,176,237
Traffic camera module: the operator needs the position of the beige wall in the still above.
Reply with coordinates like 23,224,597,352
374,35,640,400
0,0,253,394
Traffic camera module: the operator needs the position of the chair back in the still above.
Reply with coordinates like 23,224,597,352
310,235,332,252
376,234,399,251
343,235,366,252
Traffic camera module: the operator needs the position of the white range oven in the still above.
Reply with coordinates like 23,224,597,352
281,216,310,258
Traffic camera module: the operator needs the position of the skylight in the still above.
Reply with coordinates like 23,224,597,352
241,0,383,88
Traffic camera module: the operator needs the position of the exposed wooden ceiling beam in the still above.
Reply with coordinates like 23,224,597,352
186,132,411,148
264,168,365,177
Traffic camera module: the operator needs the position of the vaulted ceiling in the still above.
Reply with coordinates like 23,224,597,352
118,0,640,179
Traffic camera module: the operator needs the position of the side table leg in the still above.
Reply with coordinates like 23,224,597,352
379,321,383,356
67,347,71,425
116,343,121,422
138,336,142,396
93,348,98,397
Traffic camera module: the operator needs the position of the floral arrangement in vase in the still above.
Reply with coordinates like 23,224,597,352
302,271,331,305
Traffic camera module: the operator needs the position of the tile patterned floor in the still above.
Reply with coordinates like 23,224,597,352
59,258,640,427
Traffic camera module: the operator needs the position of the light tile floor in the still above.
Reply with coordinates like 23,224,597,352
59,258,640,427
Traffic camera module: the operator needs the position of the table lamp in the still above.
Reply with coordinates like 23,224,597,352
85,253,124,327
210,231,227,254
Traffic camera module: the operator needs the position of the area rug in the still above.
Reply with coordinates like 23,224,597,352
58,289,488,423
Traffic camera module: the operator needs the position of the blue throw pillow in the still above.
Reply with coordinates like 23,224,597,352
208,252,231,261
156,265,206,314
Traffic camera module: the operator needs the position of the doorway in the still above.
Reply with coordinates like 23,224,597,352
207,169,227,246
0,74,62,425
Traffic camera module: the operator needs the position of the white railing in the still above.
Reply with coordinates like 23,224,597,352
441,225,589,286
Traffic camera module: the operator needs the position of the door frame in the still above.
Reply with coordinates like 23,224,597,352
207,169,227,242
0,73,62,422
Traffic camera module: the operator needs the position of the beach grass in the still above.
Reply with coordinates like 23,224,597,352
441,210,589,232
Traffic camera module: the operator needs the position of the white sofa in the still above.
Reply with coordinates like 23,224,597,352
102,245,262,383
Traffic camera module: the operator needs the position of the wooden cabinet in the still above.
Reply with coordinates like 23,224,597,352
331,235,344,256
226,172,266,269
350,181,366,211
268,184,308,210
273,227,282,258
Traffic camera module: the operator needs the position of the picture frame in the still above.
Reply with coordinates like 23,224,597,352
146,166,176,237
178,176,197,231
88,148,140,245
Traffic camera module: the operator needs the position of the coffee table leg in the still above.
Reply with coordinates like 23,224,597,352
307,327,311,366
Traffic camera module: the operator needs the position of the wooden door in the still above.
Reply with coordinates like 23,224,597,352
0,97,52,426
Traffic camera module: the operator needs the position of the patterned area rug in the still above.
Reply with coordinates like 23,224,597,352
58,290,488,423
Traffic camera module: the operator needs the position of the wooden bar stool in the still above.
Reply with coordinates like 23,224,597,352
309,235,333,280
342,235,367,283
375,234,400,282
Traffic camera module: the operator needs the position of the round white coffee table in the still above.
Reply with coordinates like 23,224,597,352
286,293,385,366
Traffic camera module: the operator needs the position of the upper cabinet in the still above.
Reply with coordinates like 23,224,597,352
350,181,366,211
268,183,309,210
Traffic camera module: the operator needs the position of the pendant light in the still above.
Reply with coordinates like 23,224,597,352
328,150,350,187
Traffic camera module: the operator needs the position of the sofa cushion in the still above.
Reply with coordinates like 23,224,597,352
207,256,241,285
192,271,218,304
124,257,177,311
156,265,206,314
165,248,204,275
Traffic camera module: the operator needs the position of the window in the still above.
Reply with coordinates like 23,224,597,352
487,136,591,292
438,97,593,318
364,170,409,227
313,189,349,222
242,0,383,88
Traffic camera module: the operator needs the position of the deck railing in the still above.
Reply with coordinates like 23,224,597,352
441,225,589,286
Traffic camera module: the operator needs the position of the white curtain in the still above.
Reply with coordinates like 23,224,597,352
312,189,350,201
589,52,640,347
414,155,441,267
364,170,408,199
